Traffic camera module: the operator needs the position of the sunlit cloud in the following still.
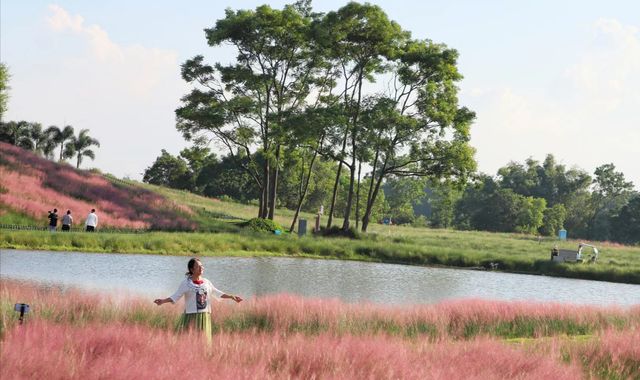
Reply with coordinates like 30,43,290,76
35,4,188,178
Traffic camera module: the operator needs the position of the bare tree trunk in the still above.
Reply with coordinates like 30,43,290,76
342,137,357,230
289,148,319,232
261,160,270,218
355,160,362,230
327,129,349,228
268,145,281,220
341,71,364,231
362,158,388,232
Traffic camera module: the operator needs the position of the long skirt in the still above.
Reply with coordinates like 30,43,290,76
176,312,212,343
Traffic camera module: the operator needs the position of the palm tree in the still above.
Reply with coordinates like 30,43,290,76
28,122,57,158
45,125,75,161
0,120,31,147
63,128,100,169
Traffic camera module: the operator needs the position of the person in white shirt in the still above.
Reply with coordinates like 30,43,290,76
85,209,98,232
154,258,242,341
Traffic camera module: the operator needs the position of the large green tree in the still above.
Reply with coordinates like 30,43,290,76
611,195,640,244
358,38,476,232
498,154,591,206
143,149,191,189
317,2,405,230
176,1,329,220
587,163,635,240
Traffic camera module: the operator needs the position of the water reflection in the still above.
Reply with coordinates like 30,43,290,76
1,249,639,306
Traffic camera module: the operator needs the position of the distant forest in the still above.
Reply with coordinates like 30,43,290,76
142,147,639,244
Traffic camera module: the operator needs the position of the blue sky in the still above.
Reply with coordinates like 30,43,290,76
1,1,639,188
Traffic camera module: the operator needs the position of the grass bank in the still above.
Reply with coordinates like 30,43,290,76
2,228,640,284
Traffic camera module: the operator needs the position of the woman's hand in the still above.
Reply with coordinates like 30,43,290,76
154,298,169,306
232,295,243,303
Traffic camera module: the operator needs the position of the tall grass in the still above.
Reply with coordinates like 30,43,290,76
4,280,639,379
2,280,639,340
2,321,590,380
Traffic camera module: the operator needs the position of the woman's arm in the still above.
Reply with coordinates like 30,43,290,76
221,294,243,303
154,297,174,306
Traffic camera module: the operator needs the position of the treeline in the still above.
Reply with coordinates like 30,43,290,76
423,156,638,244
0,121,100,169
144,148,639,244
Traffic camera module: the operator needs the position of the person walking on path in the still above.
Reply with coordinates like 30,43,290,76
85,209,98,232
47,209,58,232
154,258,243,342
61,210,73,231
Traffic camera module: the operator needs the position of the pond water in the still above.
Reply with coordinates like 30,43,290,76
1,249,639,306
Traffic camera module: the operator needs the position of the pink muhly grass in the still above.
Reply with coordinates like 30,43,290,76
210,294,639,339
3,280,638,340
566,328,640,379
0,320,585,380
0,142,196,230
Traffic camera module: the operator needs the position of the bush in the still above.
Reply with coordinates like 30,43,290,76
240,218,283,233
316,226,361,239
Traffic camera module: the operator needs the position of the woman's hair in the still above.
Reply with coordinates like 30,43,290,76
185,257,200,277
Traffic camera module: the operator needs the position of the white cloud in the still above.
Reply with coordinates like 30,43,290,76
47,4,84,33
468,18,640,188
566,18,640,111
38,5,188,178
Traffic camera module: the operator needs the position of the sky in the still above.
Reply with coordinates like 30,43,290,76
1,1,639,188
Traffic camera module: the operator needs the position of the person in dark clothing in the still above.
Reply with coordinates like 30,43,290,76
48,208,59,232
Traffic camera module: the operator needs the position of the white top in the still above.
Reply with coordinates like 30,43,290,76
170,278,224,314
85,212,98,227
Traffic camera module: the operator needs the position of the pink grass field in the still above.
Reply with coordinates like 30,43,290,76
0,142,196,230
1,280,639,379
1,321,587,380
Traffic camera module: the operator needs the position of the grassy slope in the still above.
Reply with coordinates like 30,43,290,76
1,151,639,284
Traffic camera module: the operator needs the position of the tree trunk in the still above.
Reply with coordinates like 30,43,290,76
268,145,281,220
362,158,388,232
341,70,364,231
355,160,362,230
289,147,319,232
261,160,270,218
341,132,357,230
327,129,349,229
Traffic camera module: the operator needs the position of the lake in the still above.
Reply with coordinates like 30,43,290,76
1,249,639,306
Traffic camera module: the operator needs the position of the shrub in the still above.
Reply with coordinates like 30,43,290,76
240,218,283,233
316,226,361,239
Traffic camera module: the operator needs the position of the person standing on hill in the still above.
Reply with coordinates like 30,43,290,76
47,208,58,232
154,258,243,342
85,209,98,232
61,210,73,231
